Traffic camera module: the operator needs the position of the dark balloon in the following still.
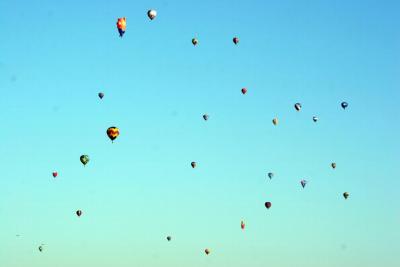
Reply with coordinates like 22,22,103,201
107,126,120,142
343,192,349,199
205,248,210,255
233,37,239,45
52,172,58,178
80,155,89,166
331,162,336,169
192,38,198,46
268,172,274,179
98,92,104,99
167,236,171,241
241,220,245,230
116,18,126,37
313,116,318,122
294,103,302,111
76,210,82,217
265,202,272,209
300,179,307,188
241,88,247,94
191,162,196,168
341,102,348,109
203,114,209,121
38,246,43,252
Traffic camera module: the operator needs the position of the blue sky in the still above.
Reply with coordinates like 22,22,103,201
1,0,399,266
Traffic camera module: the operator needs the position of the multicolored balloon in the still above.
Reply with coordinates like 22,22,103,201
80,155,89,166
107,126,120,142
116,17,126,37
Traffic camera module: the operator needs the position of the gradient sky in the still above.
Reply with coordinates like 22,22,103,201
1,0,399,266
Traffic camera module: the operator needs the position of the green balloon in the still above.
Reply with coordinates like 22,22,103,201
80,155,89,166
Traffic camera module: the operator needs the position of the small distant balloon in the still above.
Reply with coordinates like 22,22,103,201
107,126,120,142
205,248,210,255
167,236,171,241
241,88,247,94
116,17,126,37
300,179,307,188
265,202,272,209
52,172,58,178
191,162,196,168
203,114,209,121
192,38,198,46
268,172,274,179
331,162,336,169
38,245,44,252
294,103,302,111
272,118,278,126
341,102,348,109
98,92,104,99
147,9,157,20
313,116,318,122
241,220,245,230
76,210,82,217
80,155,89,166
233,37,239,45
343,192,349,199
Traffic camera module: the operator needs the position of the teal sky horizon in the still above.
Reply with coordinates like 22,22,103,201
1,1,399,266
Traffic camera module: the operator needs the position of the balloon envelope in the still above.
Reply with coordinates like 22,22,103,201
116,17,126,37
233,37,239,44
98,92,104,99
52,172,58,178
313,116,318,122
80,155,89,166
203,114,209,121
300,179,307,188
167,236,171,241
268,172,274,179
192,38,198,46
241,88,247,94
265,202,272,209
191,162,196,168
205,249,210,255
341,102,348,109
147,9,157,20
76,210,82,217
331,162,336,169
107,126,120,142
343,192,349,199
294,103,302,111
272,118,278,125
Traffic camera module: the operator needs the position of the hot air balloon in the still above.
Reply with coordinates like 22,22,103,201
116,17,126,37
233,37,239,45
107,126,120,142
80,155,89,166
167,236,171,241
203,114,209,121
241,88,247,94
341,102,348,109
313,116,318,122
331,162,336,169
52,172,58,178
265,202,272,209
205,248,210,255
191,162,196,168
294,103,302,111
268,172,274,179
76,210,82,217
192,38,198,46
147,9,157,20
300,179,307,188
343,192,349,199
241,220,245,230
272,118,278,126
98,92,104,99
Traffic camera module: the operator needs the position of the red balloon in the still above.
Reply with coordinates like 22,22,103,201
241,88,247,94
265,202,272,209
52,172,58,178
241,221,245,230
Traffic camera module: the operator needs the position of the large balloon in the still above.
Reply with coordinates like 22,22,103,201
341,102,348,109
241,88,247,94
313,116,318,122
147,10,157,20
116,17,126,37
98,92,104,99
241,220,245,230
107,127,120,142
52,172,58,178
294,103,302,111
192,38,198,46
205,248,210,255
268,172,274,179
331,162,336,169
272,118,278,126
191,162,197,168
203,114,209,121
300,179,307,188
80,155,89,166
76,210,82,217
167,236,171,241
233,37,239,45
265,202,272,209
343,192,349,199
